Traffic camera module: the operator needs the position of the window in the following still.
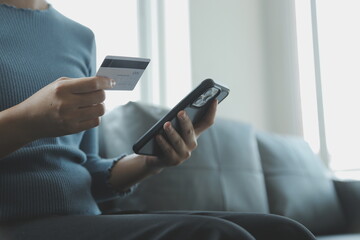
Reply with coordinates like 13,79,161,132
50,0,191,110
295,0,360,174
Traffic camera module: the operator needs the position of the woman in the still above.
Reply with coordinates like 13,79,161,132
0,0,316,239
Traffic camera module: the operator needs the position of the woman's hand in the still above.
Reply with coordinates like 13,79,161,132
145,99,218,172
0,76,114,159
108,100,218,192
15,76,115,140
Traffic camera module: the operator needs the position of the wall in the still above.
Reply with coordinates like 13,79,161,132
188,0,303,136
261,0,303,136
189,0,269,131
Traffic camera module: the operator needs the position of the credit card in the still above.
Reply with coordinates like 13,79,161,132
96,55,150,90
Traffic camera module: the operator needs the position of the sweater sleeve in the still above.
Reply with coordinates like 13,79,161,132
80,127,135,203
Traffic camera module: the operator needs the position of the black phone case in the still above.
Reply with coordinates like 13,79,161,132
132,79,230,156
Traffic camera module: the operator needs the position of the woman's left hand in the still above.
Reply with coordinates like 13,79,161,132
108,100,218,192
145,99,218,172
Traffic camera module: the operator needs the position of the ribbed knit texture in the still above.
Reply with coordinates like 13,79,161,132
0,4,123,221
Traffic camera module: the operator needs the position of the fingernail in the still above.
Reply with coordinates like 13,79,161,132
164,122,171,130
178,111,186,120
110,79,116,88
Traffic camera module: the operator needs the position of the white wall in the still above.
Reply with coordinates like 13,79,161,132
189,0,269,131
189,0,303,136
261,0,303,136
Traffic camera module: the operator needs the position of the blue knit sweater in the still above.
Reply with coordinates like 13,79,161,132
0,4,124,221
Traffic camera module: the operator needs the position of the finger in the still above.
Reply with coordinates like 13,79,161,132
194,99,218,135
163,122,191,159
74,90,106,108
75,103,105,122
75,118,101,132
155,134,182,166
59,76,115,94
177,111,198,150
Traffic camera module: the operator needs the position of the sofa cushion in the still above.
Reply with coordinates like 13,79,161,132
333,179,360,233
256,131,346,235
99,101,269,213
317,234,360,240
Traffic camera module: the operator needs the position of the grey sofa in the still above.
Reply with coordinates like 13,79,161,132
98,101,360,240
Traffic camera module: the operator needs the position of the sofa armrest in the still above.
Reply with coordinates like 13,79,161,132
333,179,360,232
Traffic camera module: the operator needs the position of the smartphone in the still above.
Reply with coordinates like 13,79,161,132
132,79,230,156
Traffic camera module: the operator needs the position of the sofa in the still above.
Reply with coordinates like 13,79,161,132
98,101,360,240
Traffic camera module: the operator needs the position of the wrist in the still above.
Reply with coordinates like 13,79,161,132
107,154,163,192
0,104,38,158
144,156,164,175
11,103,39,142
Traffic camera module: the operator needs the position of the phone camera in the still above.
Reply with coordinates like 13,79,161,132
192,87,220,107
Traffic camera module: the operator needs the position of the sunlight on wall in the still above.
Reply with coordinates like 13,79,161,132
295,0,320,153
163,0,192,107
317,0,360,171
296,0,360,171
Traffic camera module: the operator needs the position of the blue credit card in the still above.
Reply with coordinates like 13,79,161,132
96,55,150,90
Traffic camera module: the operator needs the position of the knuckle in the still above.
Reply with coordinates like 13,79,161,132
168,130,175,138
57,102,70,116
175,139,182,147
50,101,66,119
60,120,76,134
183,151,191,160
189,140,198,150
78,118,100,132
57,76,69,81
162,146,175,159
171,158,182,166
98,90,106,102
97,104,106,116
89,79,100,91
186,128,194,136
53,81,66,95
164,146,173,155
92,118,101,127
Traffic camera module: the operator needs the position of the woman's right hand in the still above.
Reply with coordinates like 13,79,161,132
0,76,114,159
16,76,115,139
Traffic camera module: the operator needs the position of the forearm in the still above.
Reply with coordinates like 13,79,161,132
0,104,35,159
108,154,163,192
